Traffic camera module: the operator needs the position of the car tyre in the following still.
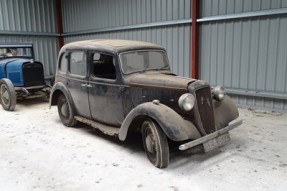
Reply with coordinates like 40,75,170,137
0,78,16,111
141,119,169,168
57,94,77,127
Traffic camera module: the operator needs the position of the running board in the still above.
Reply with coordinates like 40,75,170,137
74,116,120,137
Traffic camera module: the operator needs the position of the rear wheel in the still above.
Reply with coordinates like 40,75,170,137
0,79,16,111
141,119,169,168
57,94,77,127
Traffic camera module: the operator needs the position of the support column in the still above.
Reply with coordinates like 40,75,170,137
191,0,199,79
56,0,64,48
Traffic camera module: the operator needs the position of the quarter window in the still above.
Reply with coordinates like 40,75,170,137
70,51,87,76
59,53,68,72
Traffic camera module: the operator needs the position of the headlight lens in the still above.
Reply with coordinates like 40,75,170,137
212,86,226,101
178,93,195,111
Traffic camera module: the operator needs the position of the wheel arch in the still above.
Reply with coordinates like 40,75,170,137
118,102,201,142
49,82,74,110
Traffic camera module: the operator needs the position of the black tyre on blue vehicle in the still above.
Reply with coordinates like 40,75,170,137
0,78,16,111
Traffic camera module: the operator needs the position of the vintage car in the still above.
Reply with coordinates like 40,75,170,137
0,43,51,111
50,39,242,168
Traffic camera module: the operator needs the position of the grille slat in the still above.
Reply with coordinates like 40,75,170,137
23,62,45,87
195,87,215,134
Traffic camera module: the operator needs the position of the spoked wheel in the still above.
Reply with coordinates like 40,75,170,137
57,94,77,127
0,79,16,111
141,119,169,168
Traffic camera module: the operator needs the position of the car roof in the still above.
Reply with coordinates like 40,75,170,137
60,39,165,53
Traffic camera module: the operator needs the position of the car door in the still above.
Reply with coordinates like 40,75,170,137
88,51,125,126
67,50,90,118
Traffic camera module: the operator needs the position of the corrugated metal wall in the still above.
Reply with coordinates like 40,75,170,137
62,0,191,77
2,0,286,111
0,0,59,77
199,0,287,111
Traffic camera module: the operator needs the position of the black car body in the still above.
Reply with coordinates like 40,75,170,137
0,43,50,111
50,39,242,168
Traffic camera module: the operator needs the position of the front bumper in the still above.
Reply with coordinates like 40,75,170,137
179,118,242,151
14,85,51,98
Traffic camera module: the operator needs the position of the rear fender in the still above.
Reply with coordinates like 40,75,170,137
119,102,201,141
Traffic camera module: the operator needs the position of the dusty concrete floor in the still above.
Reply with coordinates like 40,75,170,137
0,100,286,191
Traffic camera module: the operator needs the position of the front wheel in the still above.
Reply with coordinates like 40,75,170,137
141,119,169,168
57,94,77,127
0,79,16,111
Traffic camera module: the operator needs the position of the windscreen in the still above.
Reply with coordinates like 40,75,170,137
0,47,33,58
120,50,170,74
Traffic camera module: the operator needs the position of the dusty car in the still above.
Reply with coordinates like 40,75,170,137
0,43,51,111
50,39,242,168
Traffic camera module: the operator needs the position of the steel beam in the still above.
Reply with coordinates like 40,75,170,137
56,0,64,48
191,0,199,79
63,19,192,37
0,31,59,37
198,8,287,23
226,88,287,100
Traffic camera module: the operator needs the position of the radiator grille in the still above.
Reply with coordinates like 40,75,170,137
195,87,215,134
22,62,45,87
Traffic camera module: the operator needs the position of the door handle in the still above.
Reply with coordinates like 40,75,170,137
81,83,92,88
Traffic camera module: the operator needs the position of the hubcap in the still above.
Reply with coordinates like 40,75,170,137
145,131,155,153
61,102,69,117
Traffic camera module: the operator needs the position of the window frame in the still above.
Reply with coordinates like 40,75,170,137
89,51,117,82
119,49,170,75
67,50,88,79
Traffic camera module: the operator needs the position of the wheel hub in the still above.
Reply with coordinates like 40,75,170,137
61,102,69,117
0,85,10,105
145,134,155,153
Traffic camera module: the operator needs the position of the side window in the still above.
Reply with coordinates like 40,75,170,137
70,51,87,76
59,53,68,73
92,53,116,80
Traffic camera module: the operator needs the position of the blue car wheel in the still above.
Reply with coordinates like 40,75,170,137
0,78,16,111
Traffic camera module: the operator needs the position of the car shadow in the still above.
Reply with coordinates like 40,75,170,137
168,136,245,171
72,122,144,153
17,97,49,106
66,122,244,170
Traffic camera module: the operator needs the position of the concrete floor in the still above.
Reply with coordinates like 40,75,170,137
0,100,286,191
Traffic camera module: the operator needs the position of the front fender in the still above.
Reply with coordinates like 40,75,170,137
118,102,201,141
49,82,74,110
213,95,240,130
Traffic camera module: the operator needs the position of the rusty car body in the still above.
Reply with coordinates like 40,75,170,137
50,39,242,168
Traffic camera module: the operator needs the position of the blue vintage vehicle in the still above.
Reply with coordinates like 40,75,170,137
0,43,51,111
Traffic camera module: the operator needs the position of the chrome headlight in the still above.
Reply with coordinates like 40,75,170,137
212,86,226,101
178,93,195,111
